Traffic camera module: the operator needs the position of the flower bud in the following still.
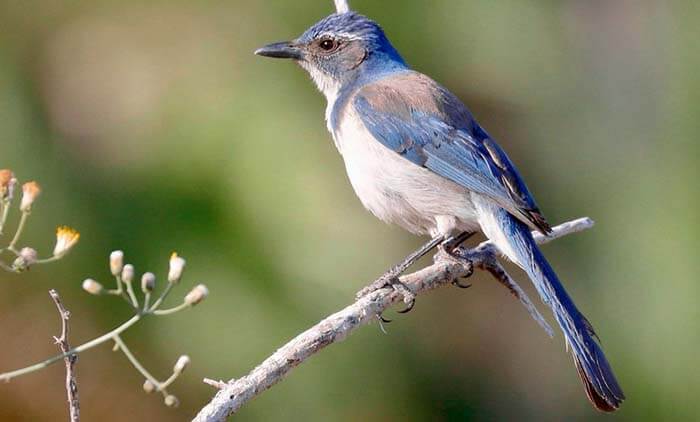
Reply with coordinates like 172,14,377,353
0,169,14,199
110,250,124,276
143,379,156,394
82,279,104,295
173,355,190,374
122,264,135,284
168,253,186,284
164,394,179,408
184,284,208,306
53,226,80,258
141,272,156,293
19,181,41,212
12,247,38,271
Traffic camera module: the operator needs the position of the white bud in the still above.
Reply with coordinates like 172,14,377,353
110,251,124,276
19,181,41,212
7,178,17,201
143,379,156,394
82,279,104,295
168,253,186,284
173,355,190,374
164,394,179,408
121,264,135,284
141,272,156,293
184,284,208,306
12,247,38,271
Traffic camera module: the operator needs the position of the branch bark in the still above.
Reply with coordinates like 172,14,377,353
193,218,594,422
49,289,80,422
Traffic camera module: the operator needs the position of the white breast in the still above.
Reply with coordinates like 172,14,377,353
330,107,480,236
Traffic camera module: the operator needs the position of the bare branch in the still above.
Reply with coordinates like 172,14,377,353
49,289,80,422
193,217,594,421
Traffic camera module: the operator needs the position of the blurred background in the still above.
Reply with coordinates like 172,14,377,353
0,0,697,420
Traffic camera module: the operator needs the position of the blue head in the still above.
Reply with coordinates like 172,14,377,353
255,11,407,99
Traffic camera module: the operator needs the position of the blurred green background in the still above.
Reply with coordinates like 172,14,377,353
0,0,698,420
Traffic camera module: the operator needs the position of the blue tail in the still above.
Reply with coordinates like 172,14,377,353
476,201,625,411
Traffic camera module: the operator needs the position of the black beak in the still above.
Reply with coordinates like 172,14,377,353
254,41,303,60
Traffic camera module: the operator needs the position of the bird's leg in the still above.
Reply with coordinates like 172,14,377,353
443,231,476,253
355,235,445,308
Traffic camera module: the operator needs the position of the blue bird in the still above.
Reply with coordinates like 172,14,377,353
255,3,624,412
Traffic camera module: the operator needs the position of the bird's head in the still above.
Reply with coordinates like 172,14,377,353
255,11,406,100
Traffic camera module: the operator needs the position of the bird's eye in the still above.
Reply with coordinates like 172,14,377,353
318,38,339,52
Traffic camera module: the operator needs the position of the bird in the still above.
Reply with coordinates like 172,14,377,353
255,2,624,412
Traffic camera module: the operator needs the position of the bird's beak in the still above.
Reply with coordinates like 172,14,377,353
254,41,303,60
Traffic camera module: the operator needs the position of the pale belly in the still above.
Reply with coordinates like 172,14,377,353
332,114,480,236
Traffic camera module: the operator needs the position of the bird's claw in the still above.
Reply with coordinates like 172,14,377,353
435,244,474,289
357,274,417,320
452,278,472,289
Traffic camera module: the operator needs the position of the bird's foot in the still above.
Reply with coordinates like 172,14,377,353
434,243,474,289
356,235,447,320
356,272,416,316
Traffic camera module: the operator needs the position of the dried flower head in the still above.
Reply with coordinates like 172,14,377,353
82,279,104,295
164,394,179,408
184,284,209,306
168,253,186,284
19,181,41,212
0,169,14,199
13,247,38,271
110,251,124,276
143,379,156,394
173,355,190,374
122,264,135,284
141,272,156,293
53,226,80,258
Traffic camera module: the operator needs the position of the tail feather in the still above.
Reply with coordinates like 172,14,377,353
474,196,625,412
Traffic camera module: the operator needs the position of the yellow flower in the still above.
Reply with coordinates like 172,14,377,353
20,181,41,212
53,226,80,257
0,169,16,200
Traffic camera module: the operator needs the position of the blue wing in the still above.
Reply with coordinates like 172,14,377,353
350,71,551,233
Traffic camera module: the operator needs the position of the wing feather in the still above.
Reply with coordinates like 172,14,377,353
352,72,551,233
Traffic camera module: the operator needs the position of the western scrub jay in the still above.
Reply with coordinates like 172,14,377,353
255,4,624,412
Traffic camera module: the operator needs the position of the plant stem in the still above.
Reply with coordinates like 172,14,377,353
35,256,61,264
149,283,175,312
153,302,190,316
143,292,151,313
0,260,17,272
0,200,10,235
0,314,141,382
159,371,180,391
124,281,139,308
8,212,29,250
112,335,168,396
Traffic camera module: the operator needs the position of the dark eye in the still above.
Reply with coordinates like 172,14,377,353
319,38,339,52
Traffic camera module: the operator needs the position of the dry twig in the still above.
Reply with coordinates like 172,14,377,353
193,217,594,421
49,289,80,422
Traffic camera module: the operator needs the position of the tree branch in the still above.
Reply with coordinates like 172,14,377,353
193,217,594,421
49,289,80,422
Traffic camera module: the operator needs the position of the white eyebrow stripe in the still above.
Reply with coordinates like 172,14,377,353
318,31,362,41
